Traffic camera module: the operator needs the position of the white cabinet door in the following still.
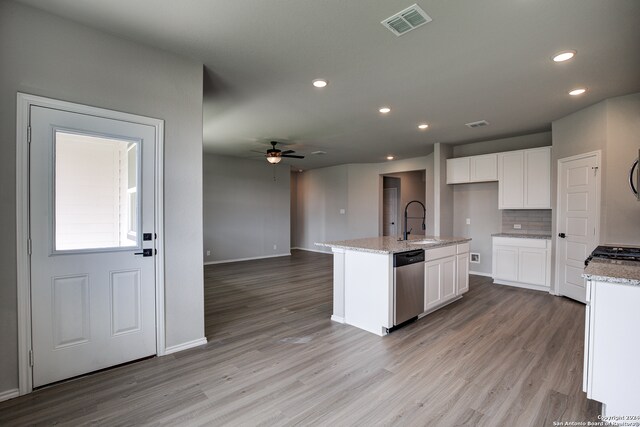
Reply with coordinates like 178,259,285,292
424,256,457,311
493,246,519,281
470,154,498,182
498,151,524,209
524,147,551,208
424,259,443,311
518,248,547,286
442,256,457,301
457,253,469,294
446,157,470,184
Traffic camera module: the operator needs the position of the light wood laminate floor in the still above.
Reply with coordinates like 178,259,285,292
0,250,600,426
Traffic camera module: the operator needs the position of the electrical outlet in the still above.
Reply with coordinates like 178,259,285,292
273,244,277,250
339,208,346,215
466,218,471,225
206,250,211,256
514,224,522,229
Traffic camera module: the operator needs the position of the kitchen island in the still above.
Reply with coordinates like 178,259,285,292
316,236,471,336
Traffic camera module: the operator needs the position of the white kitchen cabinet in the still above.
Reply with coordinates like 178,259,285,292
423,242,469,312
446,157,470,184
446,154,497,184
457,252,469,294
470,154,498,182
584,279,640,421
424,255,456,312
498,147,551,209
492,237,550,291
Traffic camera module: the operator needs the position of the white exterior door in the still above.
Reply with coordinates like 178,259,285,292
556,152,600,303
30,106,157,387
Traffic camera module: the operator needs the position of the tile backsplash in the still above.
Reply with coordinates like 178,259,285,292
501,209,552,235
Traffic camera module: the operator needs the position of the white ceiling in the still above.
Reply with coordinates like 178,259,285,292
15,0,640,169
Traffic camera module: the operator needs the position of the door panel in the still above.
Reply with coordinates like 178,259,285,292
557,154,599,303
30,106,156,387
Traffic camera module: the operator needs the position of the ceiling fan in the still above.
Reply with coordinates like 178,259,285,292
257,141,305,164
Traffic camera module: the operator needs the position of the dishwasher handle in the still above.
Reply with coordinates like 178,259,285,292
394,249,425,267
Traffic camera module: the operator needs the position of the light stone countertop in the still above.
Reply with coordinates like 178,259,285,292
316,235,472,254
492,233,552,240
583,259,640,286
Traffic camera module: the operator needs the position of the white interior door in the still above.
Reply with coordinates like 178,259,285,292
383,188,398,236
556,152,600,303
30,106,157,387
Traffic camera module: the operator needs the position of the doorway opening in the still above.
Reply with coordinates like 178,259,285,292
381,170,427,238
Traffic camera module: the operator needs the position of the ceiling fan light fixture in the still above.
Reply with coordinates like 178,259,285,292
267,155,282,164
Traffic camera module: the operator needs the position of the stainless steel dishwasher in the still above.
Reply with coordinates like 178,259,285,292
393,249,425,328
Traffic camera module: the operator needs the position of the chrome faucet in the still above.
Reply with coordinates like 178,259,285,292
403,200,426,241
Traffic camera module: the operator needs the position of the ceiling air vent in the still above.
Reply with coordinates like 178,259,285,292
465,120,490,129
382,4,432,36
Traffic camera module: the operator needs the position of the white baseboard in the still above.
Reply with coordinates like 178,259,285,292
204,253,291,265
292,246,331,254
493,279,550,293
469,270,493,278
0,388,19,403
331,315,345,323
164,337,208,355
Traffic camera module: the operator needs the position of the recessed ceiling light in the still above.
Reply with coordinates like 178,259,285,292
386,155,395,160
418,124,429,130
312,79,328,88
379,107,391,114
552,50,576,62
569,88,587,96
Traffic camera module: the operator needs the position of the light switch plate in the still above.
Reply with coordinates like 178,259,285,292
514,224,522,229
466,218,471,225
339,209,346,215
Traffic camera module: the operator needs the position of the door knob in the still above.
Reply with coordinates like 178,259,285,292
558,233,566,238
134,249,153,257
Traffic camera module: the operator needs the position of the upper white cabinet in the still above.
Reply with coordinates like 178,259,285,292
446,154,497,184
470,154,498,182
446,157,470,184
498,147,551,209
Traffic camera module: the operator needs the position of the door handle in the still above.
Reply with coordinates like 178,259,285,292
558,233,566,238
134,249,153,257
391,222,395,225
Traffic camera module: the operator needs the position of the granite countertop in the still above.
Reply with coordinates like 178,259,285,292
583,259,640,286
316,235,472,254
492,233,552,240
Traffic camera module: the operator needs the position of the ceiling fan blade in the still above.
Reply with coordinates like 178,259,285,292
282,154,305,159
281,150,295,155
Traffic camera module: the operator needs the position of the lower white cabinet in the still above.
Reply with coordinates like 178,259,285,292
424,256,456,311
492,237,550,291
424,243,469,312
584,280,640,420
457,252,469,294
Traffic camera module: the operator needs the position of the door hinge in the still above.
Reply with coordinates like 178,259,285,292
27,238,32,255
29,349,34,367
27,126,31,144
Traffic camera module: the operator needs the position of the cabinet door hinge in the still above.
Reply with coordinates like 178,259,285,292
27,126,31,144
27,238,32,255
29,349,34,367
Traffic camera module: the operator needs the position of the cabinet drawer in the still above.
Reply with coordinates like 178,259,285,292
457,243,469,254
425,245,456,261
492,237,548,249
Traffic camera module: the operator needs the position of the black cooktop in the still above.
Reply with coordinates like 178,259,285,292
585,245,640,266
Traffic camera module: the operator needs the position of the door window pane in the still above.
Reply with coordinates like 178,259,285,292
55,131,140,251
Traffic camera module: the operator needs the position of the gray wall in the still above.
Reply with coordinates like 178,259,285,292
552,93,640,254
203,154,290,262
434,143,454,236
452,183,500,274
294,155,434,251
450,132,553,275
453,132,552,157
0,2,205,393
